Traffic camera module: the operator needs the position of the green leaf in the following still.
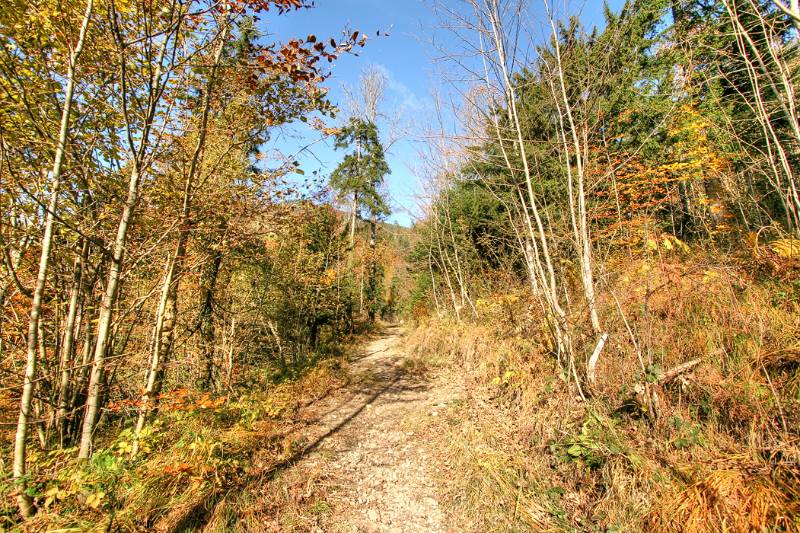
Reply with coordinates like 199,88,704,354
567,444,583,457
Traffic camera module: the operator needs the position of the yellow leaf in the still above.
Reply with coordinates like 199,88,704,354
86,491,105,509
770,238,800,259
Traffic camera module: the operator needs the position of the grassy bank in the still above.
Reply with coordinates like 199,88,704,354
0,343,361,531
406,250,800,532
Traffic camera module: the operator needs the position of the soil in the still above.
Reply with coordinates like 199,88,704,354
259,324,460,533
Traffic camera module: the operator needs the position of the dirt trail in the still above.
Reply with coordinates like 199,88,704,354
270,325,458,532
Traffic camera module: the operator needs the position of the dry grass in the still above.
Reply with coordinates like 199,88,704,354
650,454,800,532
406,250,800,532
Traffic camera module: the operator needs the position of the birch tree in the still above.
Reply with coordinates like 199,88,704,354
12,0,93,516
78,0,188,460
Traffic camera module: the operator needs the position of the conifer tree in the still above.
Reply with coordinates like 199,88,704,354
330,117,390,321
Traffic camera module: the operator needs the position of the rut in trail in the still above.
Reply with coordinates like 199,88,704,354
261,325,458,533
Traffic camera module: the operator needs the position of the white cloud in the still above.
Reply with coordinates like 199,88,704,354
373,63,425,112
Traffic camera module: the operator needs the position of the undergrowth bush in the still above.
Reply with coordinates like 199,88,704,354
1,358,348,531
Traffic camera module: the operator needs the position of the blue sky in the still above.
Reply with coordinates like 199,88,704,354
261,0,625,226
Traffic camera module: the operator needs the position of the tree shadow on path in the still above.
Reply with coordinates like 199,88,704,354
172,326,429,531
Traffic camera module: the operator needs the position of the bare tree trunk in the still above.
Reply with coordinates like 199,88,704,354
465,0,583,396
130,254,173,456
78,5,184,459
131,19,229,456
432,209,461,320
441,190,478,317
56,239,87,445
368,217,378,322
67,253,100,428
13,0,93,515
478,0,568,336
68,311,95,441
359,267,364,314
427,226,442,315
198,242,223,391
724,0,800,235
349,192,358,250
543,0,602,335
78,165,139,458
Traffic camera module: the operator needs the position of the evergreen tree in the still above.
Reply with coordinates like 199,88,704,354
330,117,391,321
331,117,391,244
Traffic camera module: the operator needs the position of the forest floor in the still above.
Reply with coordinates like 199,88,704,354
251,324,461,532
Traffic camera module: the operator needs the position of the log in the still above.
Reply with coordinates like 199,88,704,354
659,358,702,385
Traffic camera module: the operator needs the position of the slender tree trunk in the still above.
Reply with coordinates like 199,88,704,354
441,189,478,318
132,20,228,455
198,242,223,390
130,255,172,457
475,0,581,395
433,210,461,320
368,217,377,322
78,5,183,459
479,3,564,326
543,6,602,335
349,192,358,250
78,163,141,459
13,0,92,515
724,0,800,235
427,226,442,316
68,311,94,441
56,239,87,445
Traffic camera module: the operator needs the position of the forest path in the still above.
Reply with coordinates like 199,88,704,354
261,324,458,532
